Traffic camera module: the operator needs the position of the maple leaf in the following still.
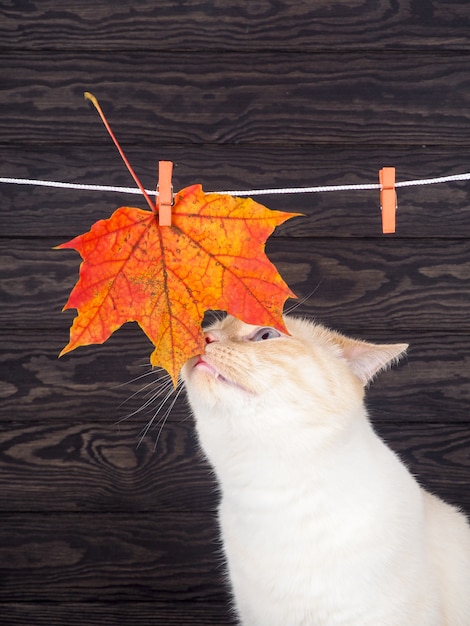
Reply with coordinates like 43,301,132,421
58,184,299,384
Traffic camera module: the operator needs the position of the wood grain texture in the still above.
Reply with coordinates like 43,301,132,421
0,602,236,626
2,3,470,624
1,0,468,51
0,419,216,513
2,237,470,332
1,52,469,146
0,512,226,602
0,418,468,515
2,330,470,424
1,145,470,239
376,423,470,515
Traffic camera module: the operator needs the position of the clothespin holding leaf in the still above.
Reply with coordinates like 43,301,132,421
379,167,397,234
157,161,174,226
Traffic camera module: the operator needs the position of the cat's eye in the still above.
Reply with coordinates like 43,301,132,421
250,327,282,342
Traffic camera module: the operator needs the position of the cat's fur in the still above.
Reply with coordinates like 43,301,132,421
182,315,470,626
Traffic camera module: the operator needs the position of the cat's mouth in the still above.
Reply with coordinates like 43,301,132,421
192,356,248,392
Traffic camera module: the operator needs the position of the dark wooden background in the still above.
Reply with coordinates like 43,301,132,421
1,1,469,624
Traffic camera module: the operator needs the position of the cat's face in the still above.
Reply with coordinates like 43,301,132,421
182,314,407,422
182,315,407,469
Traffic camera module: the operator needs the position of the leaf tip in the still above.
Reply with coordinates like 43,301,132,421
150,350,180,389
58,344,71,359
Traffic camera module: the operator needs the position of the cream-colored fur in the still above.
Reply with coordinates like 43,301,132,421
182,315,470,626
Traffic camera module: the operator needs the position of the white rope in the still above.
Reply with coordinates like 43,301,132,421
1,172,470,198
216,173,470,196
215,183,381,196
0,177,153,196
395,173,470,188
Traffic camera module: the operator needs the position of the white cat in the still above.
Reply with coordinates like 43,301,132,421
182,314,470,626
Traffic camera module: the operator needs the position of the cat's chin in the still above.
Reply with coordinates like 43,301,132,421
190,356,250,394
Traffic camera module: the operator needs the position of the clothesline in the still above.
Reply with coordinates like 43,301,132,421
1,172,469,198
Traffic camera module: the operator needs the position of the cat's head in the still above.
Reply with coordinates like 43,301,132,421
182,314,408,428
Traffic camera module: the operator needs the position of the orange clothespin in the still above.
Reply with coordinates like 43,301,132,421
157,160,174,226
379,167,397,234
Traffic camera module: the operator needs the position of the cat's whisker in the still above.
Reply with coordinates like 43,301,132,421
117,373,167,409
137,379,184,449
116,369,174,424
139,375,174,401
151,383,185,451
114,365,171,409
117,389,161,423
122,382,173,422
112,364,164,390
284,280,324,315
202,309,227,329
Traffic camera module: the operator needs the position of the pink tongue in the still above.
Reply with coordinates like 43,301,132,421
195,358,220,378
195,358,232,384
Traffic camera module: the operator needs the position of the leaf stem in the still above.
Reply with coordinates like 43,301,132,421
84,92,156,212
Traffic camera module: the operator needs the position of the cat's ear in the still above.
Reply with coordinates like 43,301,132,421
334,335,408,385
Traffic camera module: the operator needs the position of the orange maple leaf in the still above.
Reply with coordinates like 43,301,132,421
58,184,299,384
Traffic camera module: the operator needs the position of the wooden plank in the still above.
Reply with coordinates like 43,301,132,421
0,419,218,513
375,423,470,516
0,512,226,602
2,328,470,426
2,237,470,331
0,329,169,422
1,52,469,146
0,418,468,515
1,326,470,422
1,145,469,239
1,1,468,51
0,602,236,626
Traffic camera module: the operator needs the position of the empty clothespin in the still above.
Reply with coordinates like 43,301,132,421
157,160,174,226
379,167,397,234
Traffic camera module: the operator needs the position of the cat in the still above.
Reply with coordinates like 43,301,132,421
182,314,470,626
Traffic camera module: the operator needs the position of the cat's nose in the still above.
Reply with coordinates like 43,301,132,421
204,332,218,344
